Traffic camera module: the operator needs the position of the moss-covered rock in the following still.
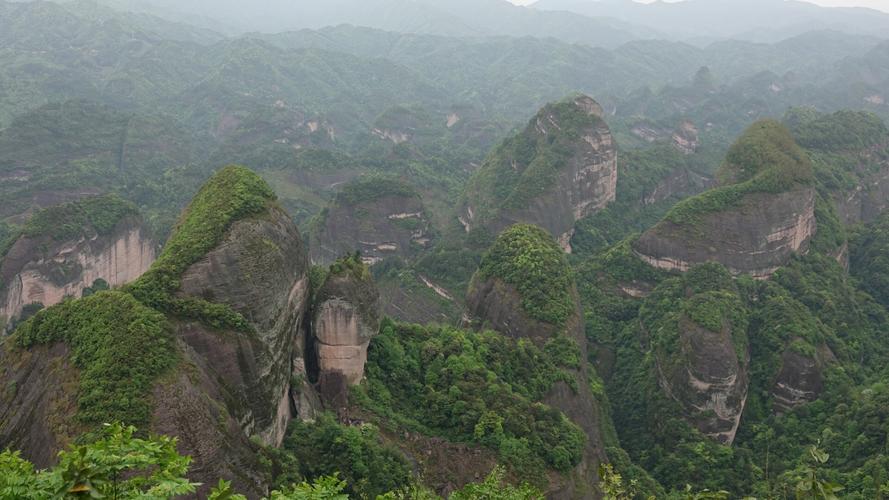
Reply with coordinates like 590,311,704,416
466,223,609,499
634,120,817,278
461,95,617,251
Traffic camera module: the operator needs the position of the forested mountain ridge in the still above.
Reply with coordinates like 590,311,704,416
2,0,889,498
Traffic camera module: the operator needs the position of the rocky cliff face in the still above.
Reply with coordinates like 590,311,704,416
832,153,889,225
0,167,317,497
635,187,817,278
0,196,156,332
642,264,750,445
311,260,381,407
672,120,700,154
655,318,748,444
771,349,822,412
310,178,432,266
0,220,155,330
466,225,607,499
634,120,816,278
175,204,311,447
462,95,617,252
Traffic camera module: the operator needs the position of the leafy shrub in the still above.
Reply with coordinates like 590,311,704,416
21,194,139,242
15,291,176,427
276,413,412,498
126,165,275,330
476,224,574,326
358,320,584,477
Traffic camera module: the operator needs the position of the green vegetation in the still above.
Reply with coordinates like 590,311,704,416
571,145,713,256
20,194,138,242
0,423,194,499
577,231,889,496
788,109,888,152
357,320,584,481
663,120,813,228
126,165,276,330
274,413,412,498
476,224,574,326
464,96,606,223
14,291,176,428
851,211,889,308
335,177,418,207
0,424,542,500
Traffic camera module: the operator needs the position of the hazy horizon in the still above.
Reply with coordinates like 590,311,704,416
510,0,889,14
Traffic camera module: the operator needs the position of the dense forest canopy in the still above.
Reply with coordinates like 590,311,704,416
1,0,889,498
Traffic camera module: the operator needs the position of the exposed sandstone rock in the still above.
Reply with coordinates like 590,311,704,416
0,218,155,331
0,168,316,496
310,179,433,266
833,158,889,224
634,120,816,279
0,342,81,469
672,120,700,155
177,205,311,447
462,95,617,246
312,261,381,396
635,187,817,278
655,318,748,444
771,344,834,413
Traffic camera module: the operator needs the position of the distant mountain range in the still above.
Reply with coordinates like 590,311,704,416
532,0,889,43
92,0,656,48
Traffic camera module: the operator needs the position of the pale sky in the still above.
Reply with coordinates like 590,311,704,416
508,0,889,14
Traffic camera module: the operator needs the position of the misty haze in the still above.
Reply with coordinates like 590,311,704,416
1,0,889,498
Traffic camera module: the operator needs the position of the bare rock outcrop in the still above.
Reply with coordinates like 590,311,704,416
176,205,311,447
0,197,155,332
634,120,816,279
655,318,748,444
461,95,617,252
635,187,817,278
310,177,432,266
672,120,700,154
771,344,834,413
311,258,381,401
0,167,316,497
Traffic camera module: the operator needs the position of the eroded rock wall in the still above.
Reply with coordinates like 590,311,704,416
655,319,748,444
466,277,607,499
176,206,311,447
0,220,155,329
311,270,381,398
462,95,617,251
634,187,817,278
310,195,432,266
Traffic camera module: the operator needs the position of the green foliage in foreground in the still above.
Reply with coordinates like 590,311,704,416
126,165,276,330
0,423,194,499
357,320,584,481
14,291,176,428
476,224,575,326
0,424,541,500
663,120,813,228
